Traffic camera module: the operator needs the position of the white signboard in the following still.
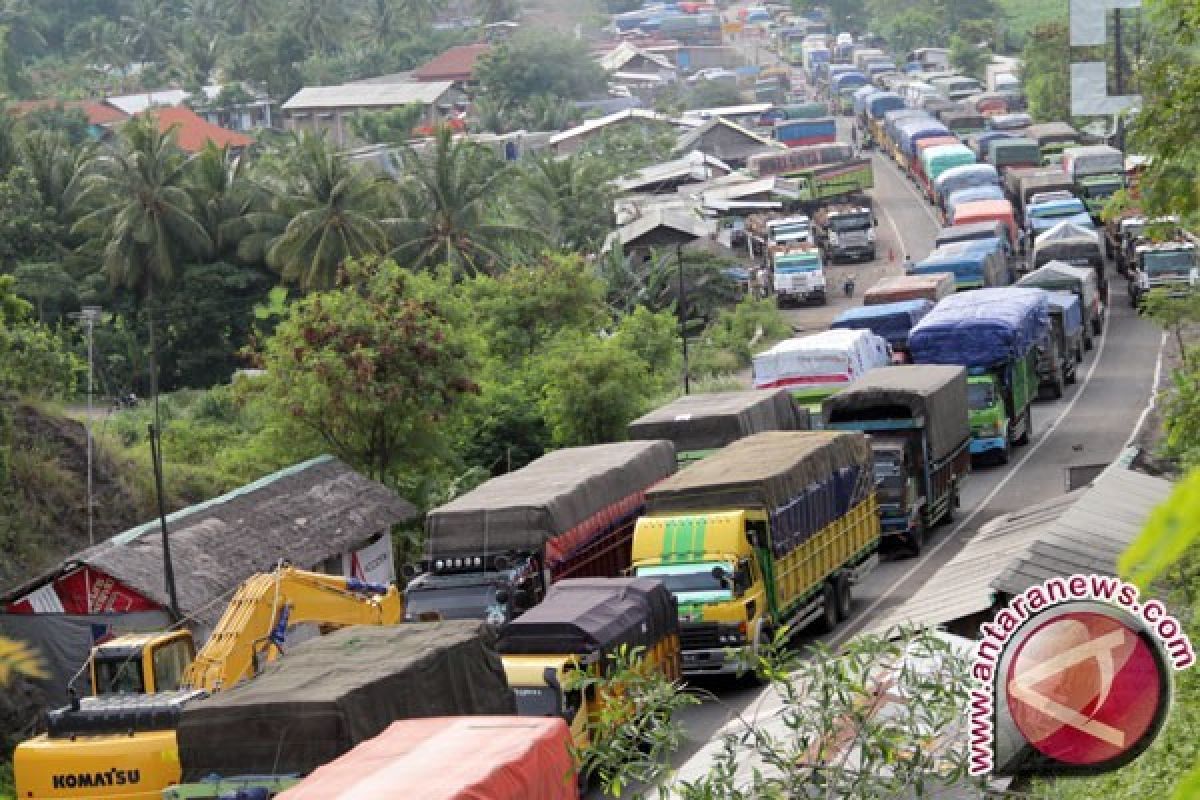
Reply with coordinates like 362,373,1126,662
1069,0,1142,117
342,535,396,586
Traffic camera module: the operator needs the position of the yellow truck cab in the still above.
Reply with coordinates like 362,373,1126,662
496,577,681,749
631,431,880,679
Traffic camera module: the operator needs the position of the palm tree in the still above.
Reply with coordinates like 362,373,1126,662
0,0,47,58
357,0,403,51
513,153,614,252
222,0,277,34
18,129,94,224
388,126,542,277
121,0,176,65
186,142,280,264
70,114,213,404
265,133,390,289
169,31,223,87
397,0,438,31
287,0,348,54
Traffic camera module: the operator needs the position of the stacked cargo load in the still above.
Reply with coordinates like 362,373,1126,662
830,299,935,353
864,272,955,305
752,329,892,417
176,622,516,780
628,389,808,464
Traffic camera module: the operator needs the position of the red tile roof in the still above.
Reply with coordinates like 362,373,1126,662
412,44,491,83
9,99,128,126
144,106,254,153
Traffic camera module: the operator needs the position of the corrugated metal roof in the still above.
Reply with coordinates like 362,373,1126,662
992,467,1173,596
612,150,732,192
599,42,674,72
864,490,1082,636
674,116,777,153
548,108,678,145
283,81,454,111
602,207,717,252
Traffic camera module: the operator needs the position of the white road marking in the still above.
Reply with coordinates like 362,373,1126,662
1128,332,1168,447
830,301,1117,647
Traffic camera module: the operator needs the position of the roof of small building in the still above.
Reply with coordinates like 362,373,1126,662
106,89,190,116
148,106,254,152
412,44,492,82
598,42,675,73
549,108,679,146
2,456,417,626
674,116,777,155
283,81,455,111
9,99,128,126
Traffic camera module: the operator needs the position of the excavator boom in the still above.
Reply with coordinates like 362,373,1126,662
183,567,402,691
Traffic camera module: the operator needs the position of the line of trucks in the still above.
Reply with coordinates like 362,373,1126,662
22,351,1035,799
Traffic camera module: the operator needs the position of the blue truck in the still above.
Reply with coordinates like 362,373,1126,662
830,299,934,358
909,288,1050,465
909,240,1010,291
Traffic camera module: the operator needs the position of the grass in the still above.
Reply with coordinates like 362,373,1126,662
998,0,1068,40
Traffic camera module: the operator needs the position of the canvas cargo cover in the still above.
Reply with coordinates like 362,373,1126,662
645,431,871,515
276,717,577,800
1024,122,1079,146
1017,261,1099,312
909,287,1050,368
864,272,955,305
627,389,805,453
935,221,1007,249
1047,290,1084,336
934,164,1000,203
496,577,677,656
1002,166,1058,197
988,138,1039,165
176,622,516,779
425,441,676,556
830,299,934,346
1062,145,1124,180
821,365,969,461
1034,220,1100,246
753,329,892,390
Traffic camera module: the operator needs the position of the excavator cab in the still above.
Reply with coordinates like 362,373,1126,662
89,631,196,696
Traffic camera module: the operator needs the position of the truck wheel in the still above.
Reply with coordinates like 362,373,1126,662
812,581,839,634
834,573,853,621
1092,317,1103,336
1075,346,1084,365
1015,408,1032,446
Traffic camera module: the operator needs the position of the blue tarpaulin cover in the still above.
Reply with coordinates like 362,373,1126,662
909,287,1049,367
830,299,934,346
1046,290,1083,337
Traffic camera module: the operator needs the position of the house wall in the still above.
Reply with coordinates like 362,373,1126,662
284,104,440,146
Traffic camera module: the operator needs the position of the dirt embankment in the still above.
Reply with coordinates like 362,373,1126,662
0,402,150,593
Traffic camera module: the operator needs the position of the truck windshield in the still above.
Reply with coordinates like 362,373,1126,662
967,381,996,411
94,657,145,695
829,214,871,231
513,686,561,718
405,579,501,622
636,562,734,599
772,223,810,240
1082,180,1121,199
1143,251,1195,276
776,256,821,272
1030,202,1086,219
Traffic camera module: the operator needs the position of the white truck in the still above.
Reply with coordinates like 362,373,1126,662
771,244,827,306
986,59,1020,92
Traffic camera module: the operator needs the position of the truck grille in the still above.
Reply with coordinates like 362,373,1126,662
680,622,721,650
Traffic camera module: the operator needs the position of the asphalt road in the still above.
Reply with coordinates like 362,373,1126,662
614,24,1167,798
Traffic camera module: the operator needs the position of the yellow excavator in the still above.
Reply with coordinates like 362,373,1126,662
14,566,402,800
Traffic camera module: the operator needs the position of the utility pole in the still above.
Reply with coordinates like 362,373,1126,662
68,306,102,546
676,244,691,394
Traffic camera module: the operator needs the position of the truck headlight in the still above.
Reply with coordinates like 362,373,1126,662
867,228,876,242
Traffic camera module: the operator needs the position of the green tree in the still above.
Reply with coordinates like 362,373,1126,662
886,8,945,55
1021,22,1070,122
475,0,519,24
791,0,863,33
475,33,608,105
949,33,990,81
348,105,424,145
389,126,540,276
222,0,277,35
70,114,213,402
255,259,478,483
0,275,81,398
186,141,277,264
513,153,616,253
266,133,390,289
687,80,744,110
121,0,175,64
357,0,403,51
12,262,77,322
0,165,63,267
287,0,349,55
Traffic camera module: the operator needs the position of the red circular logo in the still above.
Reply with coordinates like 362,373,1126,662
1005,610,1162,766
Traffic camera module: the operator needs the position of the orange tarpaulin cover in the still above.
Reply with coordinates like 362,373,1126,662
276,717,578,800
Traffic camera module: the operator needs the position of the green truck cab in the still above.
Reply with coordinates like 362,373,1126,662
966,352,1035,464
630,432,880,679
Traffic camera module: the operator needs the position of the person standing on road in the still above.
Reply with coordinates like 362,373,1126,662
902,254,914,273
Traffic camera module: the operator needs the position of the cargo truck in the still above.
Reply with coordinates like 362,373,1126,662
631,431,881,678
404,441,677,625
1034,290,1084,399
174,622,517,784
770,245,827,306
746,144,875,206
1129,240,1200,307
774,116,837,147
275,717,579,800
1018,260,1103,346
1023,122,1080,165
752,328,892,417
1005,168,1076,228
497,577,680,751
863,272,955,306
1061,145,1125,222
830,299,934,360
908,240,1010,291
628,389,808,465
823,366,970,553
1030,221,1106,291
1023,196,1095,253
909,288,1049,465
813,203,877,262
987,138,1041,174
934,163,1001,212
